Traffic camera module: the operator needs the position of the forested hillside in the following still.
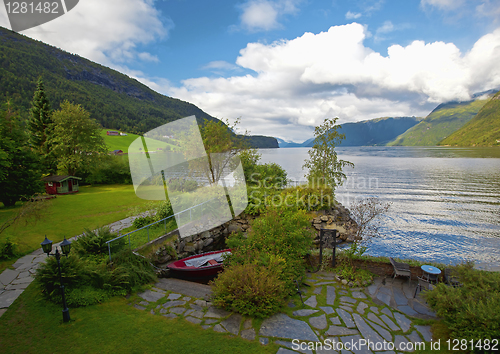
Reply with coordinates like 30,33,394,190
388,98,491,146
439,90,500,146
0,27,218,134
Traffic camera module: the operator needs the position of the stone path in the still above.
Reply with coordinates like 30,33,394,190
132,274,436,354
0,213,148,318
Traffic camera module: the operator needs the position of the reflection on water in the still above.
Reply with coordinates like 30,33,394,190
259,147,500,271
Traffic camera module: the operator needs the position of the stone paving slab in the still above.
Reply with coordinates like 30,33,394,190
0,269,20,286
259,313,319,341
0,289,24,308
126,273,441,354
155,278,212,300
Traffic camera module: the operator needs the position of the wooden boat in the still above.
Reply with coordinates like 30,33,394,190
167,249,231,279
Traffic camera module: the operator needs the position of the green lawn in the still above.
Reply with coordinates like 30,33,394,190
0,284,277,354
0,185,149,262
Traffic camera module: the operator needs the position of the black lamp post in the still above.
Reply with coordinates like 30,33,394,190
319,228,340,268
41,235,72,322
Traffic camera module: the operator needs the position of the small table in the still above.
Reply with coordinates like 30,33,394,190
421,265,441,283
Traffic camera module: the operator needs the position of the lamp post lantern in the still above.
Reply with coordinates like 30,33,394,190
41,235,72,322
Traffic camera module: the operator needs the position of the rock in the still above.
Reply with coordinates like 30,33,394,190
259,313,319,341
309,314,328,329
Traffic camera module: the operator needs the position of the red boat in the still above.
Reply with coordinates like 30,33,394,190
167,249,231,279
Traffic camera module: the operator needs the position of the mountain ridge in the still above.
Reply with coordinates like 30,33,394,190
0,26,278,148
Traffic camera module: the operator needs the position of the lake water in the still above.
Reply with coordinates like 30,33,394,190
258,147,500,271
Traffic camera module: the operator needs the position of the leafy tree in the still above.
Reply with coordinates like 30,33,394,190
49,101,107,176
182,118,248,185
0,101,44,206
303,117,354,190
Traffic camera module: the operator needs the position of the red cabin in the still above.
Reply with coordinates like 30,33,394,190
42,175,82,195
106,131,120,136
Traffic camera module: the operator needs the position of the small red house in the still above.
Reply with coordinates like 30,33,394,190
42,175,82,195
106,131,120,136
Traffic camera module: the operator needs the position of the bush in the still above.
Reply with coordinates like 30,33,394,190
424,263,500,344
246,186,334,215
35,238,155,307
211,208,314,317
84,155,132,185
73,226,125,256
0,238,18,260
211,261,287,318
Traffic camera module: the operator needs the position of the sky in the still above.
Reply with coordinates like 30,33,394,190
1,0,500,142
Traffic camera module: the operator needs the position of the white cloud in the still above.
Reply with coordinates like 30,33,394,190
138,52,160,63
345,11,362,20
10,0,171,69
237,0,302,32
420,0,465,11
166,24,500,141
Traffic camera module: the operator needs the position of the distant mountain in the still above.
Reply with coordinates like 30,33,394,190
387,94,495,146
242,135,279,148
439,89,500,147
298,116,422,148
276,138,304,148
0,27,277,148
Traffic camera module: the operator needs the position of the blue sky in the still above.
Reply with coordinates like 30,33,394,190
1,0,500,142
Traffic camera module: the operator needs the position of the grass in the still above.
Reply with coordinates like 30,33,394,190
0,284,278,354
440,90,500,147
388,99,489,146
0,185,150,270
101,129,177,153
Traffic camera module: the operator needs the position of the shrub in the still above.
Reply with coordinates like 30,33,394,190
424,263,500,343
132,215,155,229
35,254,91,302
211,260,287,318
0,238,18,260
212,208,315,317
73,226,125,256
35,246,155,307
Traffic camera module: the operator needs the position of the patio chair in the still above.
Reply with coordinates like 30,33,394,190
414,276,435,298
390,257,411,284
444,268,462,288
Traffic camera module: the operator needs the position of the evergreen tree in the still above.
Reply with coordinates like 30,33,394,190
0,101,44,206
28,77,56,173
28,77,52,149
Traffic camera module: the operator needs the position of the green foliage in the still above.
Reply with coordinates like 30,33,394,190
166,178,198,192
0,27,217,136
0,101,44,206
388,98,489,146
246,186,334,215
211,260,287,318
424,263,500,342
303,117,354,190
50,100,108,176
0,238,18,260
84,155,132,185
36,227,155,307
440,90,500,146
131,200,174,229
72,226,125,257
212,208,314,317
27,77,56,173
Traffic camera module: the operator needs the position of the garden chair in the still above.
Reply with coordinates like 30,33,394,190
414,276,434,298
389,257,411,284
444,268,462,288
